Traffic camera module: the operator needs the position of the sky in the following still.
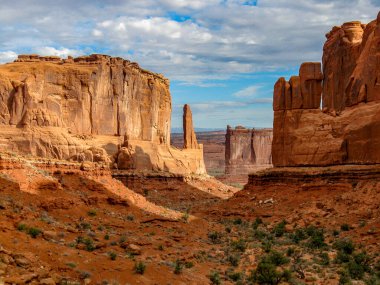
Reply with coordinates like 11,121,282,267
0,0,379,130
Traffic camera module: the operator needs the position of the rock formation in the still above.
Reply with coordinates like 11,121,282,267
183,104,199,149
0,54,206,175
225,126,272,174
272,13,380,167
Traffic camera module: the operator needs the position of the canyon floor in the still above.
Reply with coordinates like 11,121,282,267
0,153,379,285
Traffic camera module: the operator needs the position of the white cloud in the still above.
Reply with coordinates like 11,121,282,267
233,85,261,98
0,51,17,63
35,47,81,58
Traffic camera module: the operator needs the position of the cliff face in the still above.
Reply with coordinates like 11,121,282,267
0,54,171,158
225,126,272,174
272,13,380,167
0,54,206,175
0,54,171,142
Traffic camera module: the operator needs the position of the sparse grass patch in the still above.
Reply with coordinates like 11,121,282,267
134,261,146,274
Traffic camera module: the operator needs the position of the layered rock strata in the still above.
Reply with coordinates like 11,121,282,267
225,126,272,175
0,54,206,175
273,14,380,167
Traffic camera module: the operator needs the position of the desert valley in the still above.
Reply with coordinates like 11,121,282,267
0,5,380,285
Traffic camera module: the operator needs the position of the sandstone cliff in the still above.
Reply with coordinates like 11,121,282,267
225,126,272,174
272,13,380,167
0,54,206,175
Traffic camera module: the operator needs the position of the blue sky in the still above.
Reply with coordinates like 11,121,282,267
0,0,379,129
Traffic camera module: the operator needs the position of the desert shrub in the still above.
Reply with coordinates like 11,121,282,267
184,261,194,268
17,223,27,231
228,271,243,282
306,227,326,249
209,271,221,285
266,251,289,266
228,253,241,267
87,209,97,217
127,214,134,221
158,245,164,251
231,239,246,252
290,228,307,244
233,218,243,225
333,239,355,255
252,217,263,230
104,233,110,240
341,224,350,231
262,241,272,253
28,227,42,238
134,261,146,274
208,231,223,244
272,220,286,237
251,260,282,285
174,260,183,274
77,237,95,251
336,251,352,264
318,252,330,266
286,247,295,257
339,270,351,285
108,251,117,261
347,260,365,279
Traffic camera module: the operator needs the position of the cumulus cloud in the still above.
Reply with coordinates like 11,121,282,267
35,47,81,58
0,51,17,63
0,0,378,83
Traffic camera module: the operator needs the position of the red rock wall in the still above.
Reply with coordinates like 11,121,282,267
0,54,171,143
272,14,380,167
225,126,272,174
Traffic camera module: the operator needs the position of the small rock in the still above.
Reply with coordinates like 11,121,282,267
126,244,141,255
263,198,274,204
14,256,30,268
43,231,58,241
39,278,56,285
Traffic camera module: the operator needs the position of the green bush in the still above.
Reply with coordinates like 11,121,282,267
228,271,243,282
209,271,221,285
233,218,243,225
17,223,27,231
333,239,355,255
228,254,241,267
231,239,246,252
266,251,289,266
108,251,117,261
252,217,263,230
208,231,223,244
272,220,286,237
28,227,42,238
319,252,330,266
339,270,351,285
87,209,97,217
341,224,350,231
306,228,326,249
134,261,146,274
290,228,307,244
251,260,282,285
174,260,183,274
347,260,365,279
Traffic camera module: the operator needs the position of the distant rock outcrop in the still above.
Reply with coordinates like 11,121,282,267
272,13,380,167
225,126,272,175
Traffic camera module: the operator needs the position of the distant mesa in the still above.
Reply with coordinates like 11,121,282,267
225,125,272,175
